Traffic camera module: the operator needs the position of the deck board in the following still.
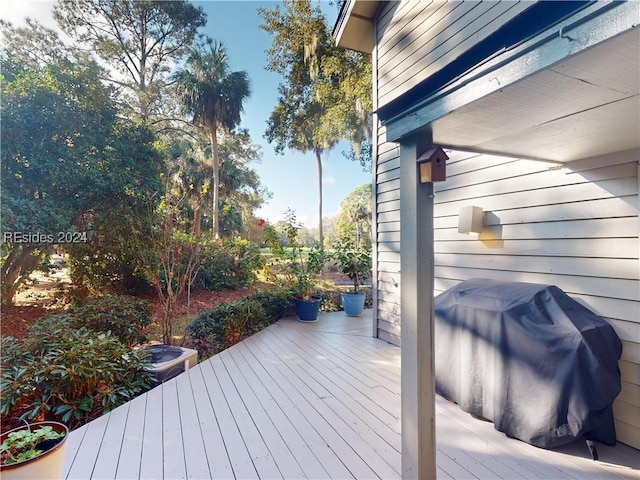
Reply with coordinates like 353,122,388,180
64,310,640,479
199,356,258,479
238,336,352,479
114,394,145,479
174,371,210,479
188,365,234,479
227,344,327,479
162,379,187,479
92,397,129,478
139,380,164,479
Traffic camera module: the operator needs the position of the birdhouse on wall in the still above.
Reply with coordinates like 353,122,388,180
416,146,448,183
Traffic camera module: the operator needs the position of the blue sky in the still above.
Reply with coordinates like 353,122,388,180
3,0,372,228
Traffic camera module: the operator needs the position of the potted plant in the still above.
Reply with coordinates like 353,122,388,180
262,210,326,322
332,239,372,316
0,421,69,480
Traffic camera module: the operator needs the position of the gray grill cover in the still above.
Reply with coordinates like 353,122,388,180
434,278,622,448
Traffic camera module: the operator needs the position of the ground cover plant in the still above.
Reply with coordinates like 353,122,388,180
0,295,153,431
185,287,294,358
1,323,151,431
44,295,151,347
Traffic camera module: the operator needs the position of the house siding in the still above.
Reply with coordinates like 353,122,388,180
373,146,640,448
374,125,402,347
376,0,535,109
368,0,639,451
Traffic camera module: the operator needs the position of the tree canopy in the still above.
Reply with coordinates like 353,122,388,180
1,30,163,303
173,39,251,238
260,0,372,245
53,0,206,121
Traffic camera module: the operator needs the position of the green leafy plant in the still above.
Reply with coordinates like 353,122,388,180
0,424,65,465
1,320,151,430
197,239,264,291
186,288,293,358
331,239,372,294
43,295,151,347
262,210,325,300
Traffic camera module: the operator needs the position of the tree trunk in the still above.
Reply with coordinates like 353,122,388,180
315,148,323,246
210,125,220,239
1,245,41,306
192,202,202,236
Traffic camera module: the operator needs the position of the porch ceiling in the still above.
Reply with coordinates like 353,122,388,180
431,27,640,162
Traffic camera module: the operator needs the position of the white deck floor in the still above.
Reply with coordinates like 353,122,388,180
63,310,640,479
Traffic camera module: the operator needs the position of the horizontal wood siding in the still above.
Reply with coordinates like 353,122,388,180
374,146,640,448
431,148,640,449
376,0,535,108
375,124,402,346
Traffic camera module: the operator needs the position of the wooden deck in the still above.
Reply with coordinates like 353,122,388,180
63,310,640,479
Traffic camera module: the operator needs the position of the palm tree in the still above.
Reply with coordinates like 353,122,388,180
172,39,251,238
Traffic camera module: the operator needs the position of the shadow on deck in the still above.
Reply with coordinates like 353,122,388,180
63,310,639,479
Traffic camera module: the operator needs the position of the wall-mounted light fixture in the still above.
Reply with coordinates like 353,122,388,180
458,206,484,236
416,146,448,183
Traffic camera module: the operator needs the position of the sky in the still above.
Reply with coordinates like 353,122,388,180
0,0,372,228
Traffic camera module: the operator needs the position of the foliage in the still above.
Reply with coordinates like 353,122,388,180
332,183,373,250
53,0,206,121
260,1,332,244
172,39,251,239
314,44,372,170
63,123,164,297
259,0,373,241
331,240,372,294
218,130,272,238
0,20,165,305
197,239,263,291
43,295,151,347
186,288,293,357
163,129,270,240
343,137,372,173
262,210,325,300
139,197,203,345
0,424,65,465
1,325,150,430
0,19,74,70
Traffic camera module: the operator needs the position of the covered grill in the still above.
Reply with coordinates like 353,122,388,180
434,278,622,449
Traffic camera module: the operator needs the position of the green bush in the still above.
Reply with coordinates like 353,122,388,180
197,239,264,291
1,322,151,430
186,288,293,357
45,295,151,347
244,288,295,319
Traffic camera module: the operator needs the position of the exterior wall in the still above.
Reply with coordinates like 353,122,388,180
373,145,640,448
376,0,535,109
374,125,402,346
369,0,639,451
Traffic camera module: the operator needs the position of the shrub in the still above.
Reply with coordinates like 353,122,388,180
262,211,325,300
197,239,264,291
186,288,293,357
244,288,295,320
45,295,151,347
1,323,151,430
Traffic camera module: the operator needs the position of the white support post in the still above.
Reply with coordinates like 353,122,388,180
400,129,436,480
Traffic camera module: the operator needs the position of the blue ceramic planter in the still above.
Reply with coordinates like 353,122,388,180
295,296,322,322
341,292,366,316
